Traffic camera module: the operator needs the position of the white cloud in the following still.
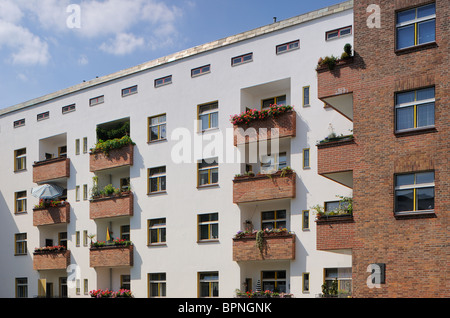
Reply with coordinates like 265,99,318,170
100,32,145,56
78,54,89,66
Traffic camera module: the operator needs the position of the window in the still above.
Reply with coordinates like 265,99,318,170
121,225,130,240
198,158,218,187
121,275,130,290
83,184,88,200
62,104,76,114
302,273,310,293
198,213,219,241
302,210,310,230
260,152,287,174
84,279,89,295
231,53,253,66
261,210,286,230
13,119,25,128
149,114,167,142
83,230,88,247
15,191,27,213
15,233,27,255
192,64,211,77
326,25,352,40
59,146,67,157
122,85,137,97
198,102,218,131
75,139,80,155
155,76,172,88
148,166,166,193
75,185,80,201
120,177,130,192
149,273,166,297
276,40,299,54
396,3,435,50
324,268,352,295
198,272,219,297
37,111,50,121
16,278,28,298
14,148,26,171
83,137,88,153
59,232,67,248
395,171,434,214
325,200,350,213
76,231,80,247
89,95,104,106
303,86,310,106
303,148,310,169
261,270,286,293
76,279,80,295
262,95,286,109
148,218,166,245
395,87,435,132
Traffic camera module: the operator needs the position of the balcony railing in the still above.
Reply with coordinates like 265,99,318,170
33,202,70,226
33,248,70,270
89,244,133,268
233,170,296,204
90,192,133,220
33,157,70,184
316,215,354,251
90,144,134,172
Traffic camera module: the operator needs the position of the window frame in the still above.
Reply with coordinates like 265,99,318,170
13,119,25,128
260,152,287,174
15,278,28,298
261,210,287,230
198,272,219,298
14,233,27,255
261,95,287,109
303,148,310,169
37,111,50,121
191,64,211,77
154,75,172,88
303,86,310,107
121,85,138,97
198,102,219,132
394,171,435,215
148,273,166,297
148,218,166,245
197,158,219,187
89,95,104,107
276,40,300,54
302,210,310,230
14,148,26,172
325,25,352,41
261,270,287,293
231,52,253,66
62,104,76,114
15,191,27,214
148,114,167,142
198,212,219,242
148,166,167,194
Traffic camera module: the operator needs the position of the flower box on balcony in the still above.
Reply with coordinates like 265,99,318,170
233,170,296,204
33,157,70,183
33,248,70,270
90,191,133,219
89,244,134,268
33,201,70,226
90,142,134,172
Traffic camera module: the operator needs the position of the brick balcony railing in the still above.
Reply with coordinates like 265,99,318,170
33,250,70,270
89,245,134,268
233,171,296,204
33,202,70,226
33,157,70,184
90,144,134,172
317,137,358,176
233,110,296,146
233,231,295,261
316,215,355,251
90,192,133,219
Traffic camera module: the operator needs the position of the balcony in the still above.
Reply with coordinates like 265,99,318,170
233,229,295,261
33,157,70,184
90,143,134,172
233,170,296,204
316,215,355,251
90,244,134,268
33,248,70,271
33,202,70,226
90,192,133,220
317,136,357,188
233,109,296,146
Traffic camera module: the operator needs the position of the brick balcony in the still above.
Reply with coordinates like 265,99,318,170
233,110,296,146
90,245,134,268
33,202,70,226
90,144,134,172
33,250,70,271
233,171,296,204
316,215,355,251
33,157,70,184
233,232,295,261
90,192,133,220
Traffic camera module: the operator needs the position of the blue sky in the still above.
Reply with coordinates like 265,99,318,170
0,0,343,110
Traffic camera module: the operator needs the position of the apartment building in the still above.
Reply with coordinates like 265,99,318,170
316,0,448,297
0,2,356,298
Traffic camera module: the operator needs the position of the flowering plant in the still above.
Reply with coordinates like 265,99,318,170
236,289,293,298
230,104,293,125
89,289,133,298
234,228,290,239
90,238,133,248
34,199,65,209
34,245,66,253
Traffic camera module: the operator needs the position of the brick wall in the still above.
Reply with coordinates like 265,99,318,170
316,217,355,250
89,144,134,172
233,234,295,261
33,202,70,226
33,251,70,270
317,139,358,175
33,157,70,183
89,245,134,268
233,172,296,204
90,192,133,219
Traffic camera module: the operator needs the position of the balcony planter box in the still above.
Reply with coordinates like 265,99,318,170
233,170,296,204
233,110,296,146
90,144,134,172
89,244,133,268
233,230,295,261
33,202,70,226
33,249,70,270
90,192,133,220
33,157,70,183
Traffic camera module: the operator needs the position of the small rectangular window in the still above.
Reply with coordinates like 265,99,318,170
121,225,130,241
15,233,27,255
396,3,435,50
302,210,310,230
198,213,219,241
14,148,26,172
198,102,218,131
302,273,310,293
15,191,27,214
155,76,172,88
83,230,88,247
199,272,219,297
62,104,76,114
276,40,299,54
261,210,286,230
83,184,88,200
89,95,104,106
326,26,352,40
231,53,253,66
75,139,80,155
37,111,50,121
83,137,88,153
149,273,166,297
395,171,434,214
148,166,166,193
303,148,310,169
198,158,218,187
84,279,89,295
303,86,310,106
75,185,80,201
148,218,166,245
16,278,28,298
149,114,167,142
122,85,138,97
192,65,211,77
13,119,25,128
261,270,286,293
76,231,80,247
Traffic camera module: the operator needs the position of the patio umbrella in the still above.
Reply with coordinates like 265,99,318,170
31,183,65,199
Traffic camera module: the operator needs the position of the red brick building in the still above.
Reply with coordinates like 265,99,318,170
317,0,448,297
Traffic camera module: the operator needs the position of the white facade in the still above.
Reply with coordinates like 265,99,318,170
0,2,354,298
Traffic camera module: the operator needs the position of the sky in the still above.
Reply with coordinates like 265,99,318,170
0,0,344,110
